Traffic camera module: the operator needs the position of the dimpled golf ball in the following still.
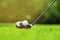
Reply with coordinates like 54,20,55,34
22,20,28,26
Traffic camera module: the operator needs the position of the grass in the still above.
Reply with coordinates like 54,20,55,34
0,23,60,40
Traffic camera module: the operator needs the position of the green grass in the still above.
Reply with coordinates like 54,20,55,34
0,23,60,40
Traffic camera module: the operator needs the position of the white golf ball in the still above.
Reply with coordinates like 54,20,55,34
22,20,28,26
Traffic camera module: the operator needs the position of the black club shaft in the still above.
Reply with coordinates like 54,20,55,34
32,0,56,25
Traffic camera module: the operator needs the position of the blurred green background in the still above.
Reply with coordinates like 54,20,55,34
0,0,60,24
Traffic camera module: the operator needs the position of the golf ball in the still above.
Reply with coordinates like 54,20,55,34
22,20,28,26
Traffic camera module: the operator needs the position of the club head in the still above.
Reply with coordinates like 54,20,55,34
16,24,32,29
16,20,32,29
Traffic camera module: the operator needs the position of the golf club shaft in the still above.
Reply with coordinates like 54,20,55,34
32,0,56,25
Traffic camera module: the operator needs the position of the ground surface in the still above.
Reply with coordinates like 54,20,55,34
0,23,60,40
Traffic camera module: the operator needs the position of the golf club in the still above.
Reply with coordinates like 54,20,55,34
16,0,56,28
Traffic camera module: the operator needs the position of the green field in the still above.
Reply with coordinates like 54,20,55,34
0,23,60,40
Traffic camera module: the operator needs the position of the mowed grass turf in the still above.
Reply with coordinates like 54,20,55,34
0,23,60,40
